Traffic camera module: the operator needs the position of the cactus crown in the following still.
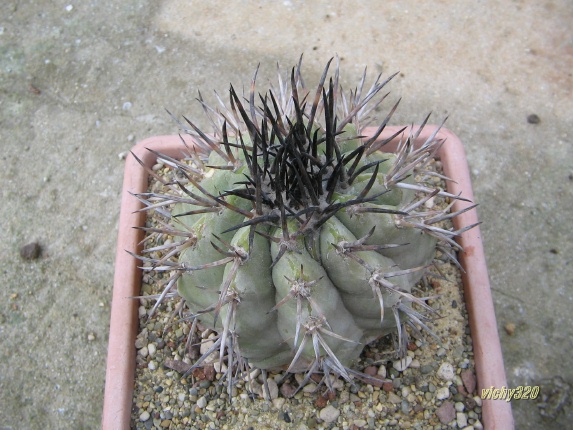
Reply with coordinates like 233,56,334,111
132,57,476,396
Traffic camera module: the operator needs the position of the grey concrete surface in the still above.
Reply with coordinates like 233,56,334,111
1,1,571,428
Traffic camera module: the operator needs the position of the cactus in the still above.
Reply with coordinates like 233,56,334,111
133,58,476,392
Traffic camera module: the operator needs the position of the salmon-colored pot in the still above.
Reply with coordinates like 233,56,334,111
102,127,514,429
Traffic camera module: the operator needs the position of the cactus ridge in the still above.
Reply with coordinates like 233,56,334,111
132,57,477,395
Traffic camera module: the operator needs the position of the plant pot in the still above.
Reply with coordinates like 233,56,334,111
102,126,514,429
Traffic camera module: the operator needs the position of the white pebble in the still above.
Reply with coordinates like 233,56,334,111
65,5,73,12
424,196,435,208
139,411,150,422
393,356,413,372
178,393,186,402
147,343,156,357
138,346,148,358
118,151,128,160
329,375,344,390
473,419,484,429
302,382,317,393
457,412,468,427
273,398,286,410
377,365,387,378
196,396,207,409
200,337,217,363
455,401,465,412
437,362,455,381
410,359,421,368
264,378,279,400
122,101,132,111
248,368,261,381
213,361,227,374
147,361,157,370
319,405,340,423
473,395,483,406
435,386,450,400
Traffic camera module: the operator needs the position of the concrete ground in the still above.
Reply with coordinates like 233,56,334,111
1,1,571,428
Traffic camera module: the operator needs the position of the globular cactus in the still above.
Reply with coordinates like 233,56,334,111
133,58,476,392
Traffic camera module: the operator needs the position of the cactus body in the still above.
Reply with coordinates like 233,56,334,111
135,58,475,390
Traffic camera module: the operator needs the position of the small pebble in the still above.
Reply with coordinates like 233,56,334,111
280,382,296,398
455,401,465,412
387,392,401,404
457,412,469,427
273,398,285,410
465,396,477,410
139,411,150,422
461,370,477,394
20,242,41,260
436,401,455,424
436,386,451,400
196,396,207,409
393,356,412,372
319,405,340,423
437,362,455,381
148,343,157,357
420,365,433,374
264,378,279,400
135,336,146,349
364,366,377,376
504,322,516,336
527,114,540,124
424,196,435,209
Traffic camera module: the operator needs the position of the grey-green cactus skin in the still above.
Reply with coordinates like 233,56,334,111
134,58,475,389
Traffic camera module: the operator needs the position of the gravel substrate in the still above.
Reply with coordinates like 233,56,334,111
130,159,483,429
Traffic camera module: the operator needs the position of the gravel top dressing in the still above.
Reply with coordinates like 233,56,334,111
130,159,483,429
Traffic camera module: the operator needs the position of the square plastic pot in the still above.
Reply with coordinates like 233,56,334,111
102,126,514,429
